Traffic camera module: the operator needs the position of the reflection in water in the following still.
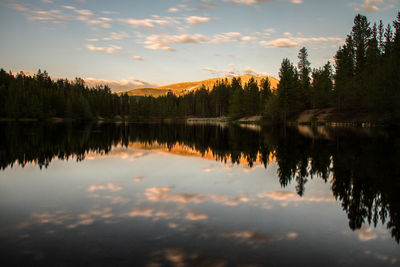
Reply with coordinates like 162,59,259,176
1,123,399,243
0,122,399,265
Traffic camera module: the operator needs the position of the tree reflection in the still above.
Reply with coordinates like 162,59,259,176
0,122,399,243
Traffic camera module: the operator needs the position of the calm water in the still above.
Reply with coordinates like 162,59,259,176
0,123,399,266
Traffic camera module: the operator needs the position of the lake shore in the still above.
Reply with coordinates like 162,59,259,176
184,110,395,127
0,108,396,127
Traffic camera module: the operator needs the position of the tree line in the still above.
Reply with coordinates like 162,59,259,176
0,12,399,122
0,69,129,119
267,12,400,123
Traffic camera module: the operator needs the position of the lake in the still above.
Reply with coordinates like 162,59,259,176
0,122,399,266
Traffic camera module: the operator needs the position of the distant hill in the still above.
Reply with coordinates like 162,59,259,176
118,74,279,97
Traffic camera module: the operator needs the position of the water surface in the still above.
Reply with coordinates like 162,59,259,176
0,123,399,266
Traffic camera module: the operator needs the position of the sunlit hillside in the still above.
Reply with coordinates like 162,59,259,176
119,74,279,97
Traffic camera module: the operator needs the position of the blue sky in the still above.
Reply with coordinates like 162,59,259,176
0,0,398,91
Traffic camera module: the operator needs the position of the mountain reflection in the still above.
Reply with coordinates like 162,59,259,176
0,122,399,243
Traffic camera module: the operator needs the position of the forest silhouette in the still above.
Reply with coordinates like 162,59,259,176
0,12,399,123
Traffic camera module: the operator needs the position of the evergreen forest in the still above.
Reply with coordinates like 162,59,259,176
0,12,399,123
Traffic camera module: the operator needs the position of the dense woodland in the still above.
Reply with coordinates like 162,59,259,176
0,12,399,122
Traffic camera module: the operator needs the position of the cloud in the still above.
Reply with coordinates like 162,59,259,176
99,17,112,22
144,187,250,206
223,0,274,5
9,4,70,25
263,28,276,37
356,226,380,241
126,207,175,220
353,0,396,12
103,195,130,204
87,182,122,192
201,66,269,78
145,43,174,51
84,77,159,92
287,232,299,239
151,248,228,267
86,38,99,42
144,33,209,51
194,2,219,11
145,187,205,203
168,7,179,13
9,3,29,12
262,38,298,48
68,207,113,228
59,6,112,28
362,3,379,11
141,31,255,51
361,0,383,11
76,15,111,28
185,211,208,220
121,18,161,29
31,210,71,225
222,70,239,78
133,56,144,61
26,208,113,229
211,32,255,44
258,190,335,206
75,9,92,16
86,44,121,54
127,208,154,217
221,231,269,244
101,10,119,15
185,16,211,25
102,31,129,41
62,5,75,10
177,2,218,12
120,17,177,29
260,34,343,48
242,67,268,76
201,67,218,75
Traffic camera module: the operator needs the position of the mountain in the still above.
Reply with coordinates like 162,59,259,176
14,70,159,93
118,74,279,97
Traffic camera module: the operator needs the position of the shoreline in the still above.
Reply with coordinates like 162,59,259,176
0,108,397,128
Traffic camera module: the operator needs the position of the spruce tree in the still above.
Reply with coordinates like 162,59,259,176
297,47,311,110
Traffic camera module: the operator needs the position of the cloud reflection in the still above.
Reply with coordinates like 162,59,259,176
357,226,378,242
127,208,154,218
133,176,144,182
185,211,209,221
149,248,228,267
221,231,269,244
145,187,250,206
19,207,115,230
88,182,122,192
258,191,335,206
67,207,113,228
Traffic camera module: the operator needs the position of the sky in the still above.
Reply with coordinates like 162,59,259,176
0,0,399,91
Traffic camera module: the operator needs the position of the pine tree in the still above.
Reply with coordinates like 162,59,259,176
297,47,311,109
311,62,333,109
334,35,355,111
277,58,298,121
243,77,260,116
352,14,371,109
229,77,244,119
260,77,272,114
